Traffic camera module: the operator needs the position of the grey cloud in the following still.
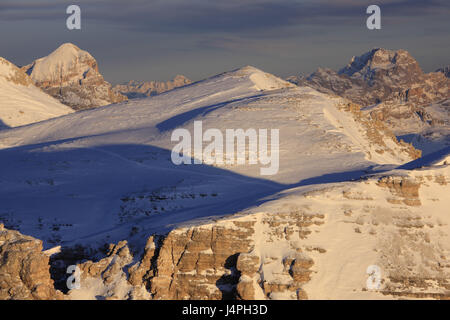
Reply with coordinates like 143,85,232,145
1,0,448,34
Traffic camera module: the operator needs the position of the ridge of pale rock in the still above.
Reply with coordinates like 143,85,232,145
291,48,449,106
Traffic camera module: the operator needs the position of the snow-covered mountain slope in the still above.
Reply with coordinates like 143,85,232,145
22,43,126,110
0,66,419,249
0,57,73,128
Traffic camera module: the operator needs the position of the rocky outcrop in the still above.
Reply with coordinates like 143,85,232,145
0,224,63,300
148,222,254,300
113,75,191,99
377,176,421,206
22,43,127,110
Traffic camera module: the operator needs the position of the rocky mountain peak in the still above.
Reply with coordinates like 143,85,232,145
294,48,448,106
24,43,96,84
339,48,423,84
23,43,126,110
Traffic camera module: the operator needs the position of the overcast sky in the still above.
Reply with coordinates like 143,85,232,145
0,0,449,84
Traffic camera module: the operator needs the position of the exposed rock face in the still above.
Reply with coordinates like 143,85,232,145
148,222,255,300
0,224,63,300
22,43,127,110
113,75,191,99
292,48,449,107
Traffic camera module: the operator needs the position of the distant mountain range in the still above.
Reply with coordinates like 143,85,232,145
113,75,191,99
